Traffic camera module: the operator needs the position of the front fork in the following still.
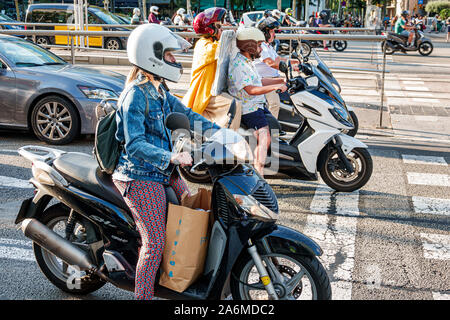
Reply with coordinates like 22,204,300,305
247,239,279,300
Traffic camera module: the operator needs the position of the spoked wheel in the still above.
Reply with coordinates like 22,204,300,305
319,147,373,192
231,253,331,300
418,41,433,56
33,204,105,294
297,41,311,58
333,40,347,52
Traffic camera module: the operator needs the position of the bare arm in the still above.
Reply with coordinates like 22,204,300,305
244,83,286,96
261,77,285,85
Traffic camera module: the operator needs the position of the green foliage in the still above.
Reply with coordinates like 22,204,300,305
439,8,450,19
425,1,450,15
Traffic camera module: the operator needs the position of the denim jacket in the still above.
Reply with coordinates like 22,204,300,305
114,78,220,185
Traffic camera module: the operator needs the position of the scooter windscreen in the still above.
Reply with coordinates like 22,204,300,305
312,49,342,95
310,64,345,107
201,128,254,164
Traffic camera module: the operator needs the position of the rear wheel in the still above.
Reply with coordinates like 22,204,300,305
33,204,105,295
105,38,122,50
319,147,373,192
383,42,395,55
36,36,50,47
231,252,331,300
297,41,311,58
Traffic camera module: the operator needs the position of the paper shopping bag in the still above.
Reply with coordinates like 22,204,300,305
159,188,212,292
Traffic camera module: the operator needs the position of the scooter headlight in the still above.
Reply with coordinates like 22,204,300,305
233,194,278,221
329,100,353,127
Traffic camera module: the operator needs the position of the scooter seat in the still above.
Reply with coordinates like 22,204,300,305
53,152,129,210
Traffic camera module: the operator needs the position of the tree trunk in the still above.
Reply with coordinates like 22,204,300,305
14,0,21,21
187,0,192,15
143,0,147,21
278,0,282,11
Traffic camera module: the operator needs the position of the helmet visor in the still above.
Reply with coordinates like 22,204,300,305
167,33,192,52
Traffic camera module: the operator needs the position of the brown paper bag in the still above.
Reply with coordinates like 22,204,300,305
159,188,212,292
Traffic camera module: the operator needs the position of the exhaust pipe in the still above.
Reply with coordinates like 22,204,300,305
21,218,96,271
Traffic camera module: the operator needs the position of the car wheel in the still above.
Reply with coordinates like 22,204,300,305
105,38,122,50
31,95,80,145
36,36,50,47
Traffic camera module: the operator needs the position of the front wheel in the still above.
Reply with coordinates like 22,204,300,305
333,40,347,51
382,41,395,55
297,41,311,58
231,252,331,300
418,41,433,56
319,147,373,192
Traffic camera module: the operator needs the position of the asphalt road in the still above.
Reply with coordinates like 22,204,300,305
0,40,449,300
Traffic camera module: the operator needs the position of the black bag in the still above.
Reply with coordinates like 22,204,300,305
93,87,149,174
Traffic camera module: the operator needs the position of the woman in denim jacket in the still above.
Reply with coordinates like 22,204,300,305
112,24,220,300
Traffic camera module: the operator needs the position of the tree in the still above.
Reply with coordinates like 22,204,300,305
426,1,450,15
14,0,21,21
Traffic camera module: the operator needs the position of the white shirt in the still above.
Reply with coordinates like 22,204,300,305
253,42,280,78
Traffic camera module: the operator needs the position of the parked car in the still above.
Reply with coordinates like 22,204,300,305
114,13,132,24
0,13,25,37
25,3,130,50
0,34,125,144
240,11,304,27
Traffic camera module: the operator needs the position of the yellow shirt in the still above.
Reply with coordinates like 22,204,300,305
182,37,219,115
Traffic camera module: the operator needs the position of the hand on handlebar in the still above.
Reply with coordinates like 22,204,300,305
170,152,193,167
275,84,288,94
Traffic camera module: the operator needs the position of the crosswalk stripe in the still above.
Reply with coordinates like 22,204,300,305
412,196,450,216
420,233,450,260
432,292,450,300
402,155,447,166
407,172,450,187
402,81,425,85
0,175,32,189
0,238,34,262
305,185,359,300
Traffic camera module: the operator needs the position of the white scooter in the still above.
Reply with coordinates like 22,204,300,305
181,53,373,192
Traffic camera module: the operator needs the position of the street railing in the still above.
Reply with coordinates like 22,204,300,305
0,28,389,128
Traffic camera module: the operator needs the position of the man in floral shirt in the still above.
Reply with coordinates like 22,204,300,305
227,27,287,177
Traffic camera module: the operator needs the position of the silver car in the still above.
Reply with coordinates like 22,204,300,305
0,34,125,144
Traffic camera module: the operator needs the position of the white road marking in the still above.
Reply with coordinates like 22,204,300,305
432,292,450,300
305,185,359,300
411,98,441,104
404,86,430,91
420,233,450,260
0,175,32,189
413,116,439,122
403,81,425,85
412,196,450,216
405,92,434,98
401,154,447,166
407,172,450,187
0,238,34,262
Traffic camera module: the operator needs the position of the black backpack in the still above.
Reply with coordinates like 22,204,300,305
93,87,149,174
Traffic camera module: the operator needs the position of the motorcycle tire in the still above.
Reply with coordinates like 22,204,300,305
179,166,212,184
346,111,359,137
418,41,433,56
319,147,373,192
33,204,105,295
230,252,331,300
297,41,311,58
382,42,395,55
333,40,347,52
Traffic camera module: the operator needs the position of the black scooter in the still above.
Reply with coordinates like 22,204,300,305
15,104,331,300
383,25,433,56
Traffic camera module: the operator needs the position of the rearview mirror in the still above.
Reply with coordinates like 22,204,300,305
278,61,288,74
165,112,190,132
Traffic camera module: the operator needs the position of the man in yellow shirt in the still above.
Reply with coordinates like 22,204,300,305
182,7,241,129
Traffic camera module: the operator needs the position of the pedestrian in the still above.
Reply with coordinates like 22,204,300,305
113,23,220,300
148,6,160,24
446,17,450,42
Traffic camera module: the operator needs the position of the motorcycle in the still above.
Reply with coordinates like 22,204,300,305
300,27,348,53
278,49,358,137
382,25,433,56
15,106,332,300
180,56,373,193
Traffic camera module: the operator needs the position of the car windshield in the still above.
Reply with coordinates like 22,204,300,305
92,8,125,24
0,38,66,66
0,13,14,21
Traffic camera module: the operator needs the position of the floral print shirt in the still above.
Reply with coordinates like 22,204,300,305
227,52,267,115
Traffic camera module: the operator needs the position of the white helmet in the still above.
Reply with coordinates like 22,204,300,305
177,8,186,15
272,9,281,19
150,6,159,14
133,8,140,15
127,24,191,82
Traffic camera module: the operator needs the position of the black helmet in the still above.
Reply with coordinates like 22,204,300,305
263,10,272,18
319,10,328,19
401,10,409,18
256,17,280,42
